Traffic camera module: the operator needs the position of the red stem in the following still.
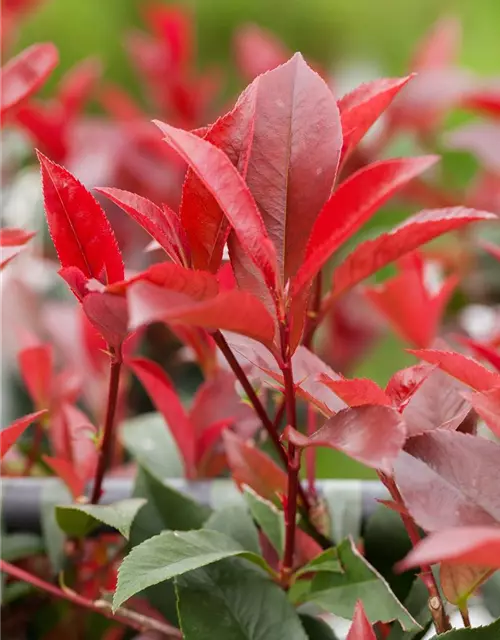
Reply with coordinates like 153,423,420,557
379,474,451,634
279,320,300,583
0,559,181,638
91,346,123,504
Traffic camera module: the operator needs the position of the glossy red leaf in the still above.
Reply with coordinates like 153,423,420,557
400,368,471,437
346,601,377,640
364,252,458,348
154,120,278,292
111,261,219,300
179,96,255,273
234,24,290,81
223,430,287,502
385,363,435,410
1,43,58,119
237,53,342,284
332,207,495,298
0,227,35,269
465,387,500,438
293,156,439,295
1,410,47,459
284,405,406,473
318,374,391,407
82,292,129,349
127,357,196,478
409,348,500,392
128,282,276,349
394,431,500,531
37,151,124,284
96,187,188,266
338,76,413,162
397,526,500,572
43,455,85,499
455,336,500,373
17,344,53,408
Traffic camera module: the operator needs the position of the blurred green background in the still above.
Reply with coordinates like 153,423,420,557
13,0,500,479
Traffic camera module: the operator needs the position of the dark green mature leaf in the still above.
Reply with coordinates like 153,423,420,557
130,466,211,545
121,412,184,479
300,614,339,640
428,619,500,638
176,558,308,640
56,499,146,539
388,579,432,640
205,505,261,554
294,548,342,579
1,533,44,562
243,486,284,556
114,529,271,610
364,505,414,600
306,538,419,631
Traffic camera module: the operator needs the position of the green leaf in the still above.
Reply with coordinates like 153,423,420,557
114,529,271,610
205,505,261,554
1,533,44,562
121,412,184,478
243,486,284,556
306,537,419,631
41,479,71,572
388,579,432,640
55,498,146,539
130,466,211,545
294,548,342,580
1,581,35,605
176,558,308,640
428,619,500,638
299,614,339,640
364,504,414,601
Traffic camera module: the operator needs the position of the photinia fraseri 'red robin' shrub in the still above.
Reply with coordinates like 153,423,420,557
2,10,500,640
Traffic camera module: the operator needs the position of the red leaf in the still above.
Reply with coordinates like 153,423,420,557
411,16,461,71
154,120,278,293
339,76,413,162
394,431,500,531
396,526,500,572
96,188,188,266
43,455,85,499
318,374,391,407
1,43,58,119
385,363,435,410
0,227,35,269
128,282,276,349
127,357,196,477
1,410,47,459
284,405,406,473
236,53,342,284
111,261,219,300
346,601,377,640
465,387,500,438
332,207,495,298
16,103,67,161
17,344,53,408
463,89,500,119
82,292,129,349
223,430,287,502
364,252,458,348
293,157,438,295
455,336,500,373
409,348,500,392
58,57,101,119
400,368,471,437
37,152,124,284
479,240,500,263
234,24,290,81
50,403,97,483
